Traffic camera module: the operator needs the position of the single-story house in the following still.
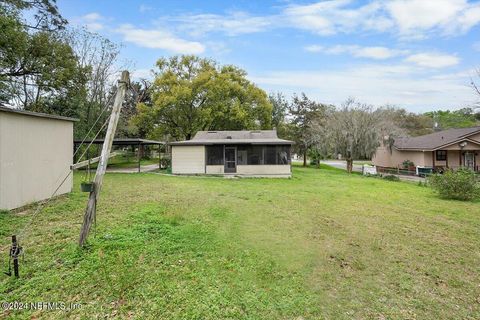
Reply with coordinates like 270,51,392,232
0,107,76,210
372,126,480,172
170,130,294,177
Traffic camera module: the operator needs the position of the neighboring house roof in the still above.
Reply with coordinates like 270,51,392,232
170,130,294,146
394,126,480,151
0,106,78,122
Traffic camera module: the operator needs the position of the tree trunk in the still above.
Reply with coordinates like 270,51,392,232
303,151,307,167
346,158,353,173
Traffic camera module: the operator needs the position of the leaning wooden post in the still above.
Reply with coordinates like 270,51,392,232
79,71,130,247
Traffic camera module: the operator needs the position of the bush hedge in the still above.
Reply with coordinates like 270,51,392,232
428,169,480,201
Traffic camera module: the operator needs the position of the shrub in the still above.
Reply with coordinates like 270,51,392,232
428,169,480,201
160,157,171,169
383,175,400,182
402,159,414,169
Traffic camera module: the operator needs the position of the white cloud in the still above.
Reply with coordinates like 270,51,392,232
172,12,273,36
73,12,105,32
405,53,459,68
139,4,152,13
306,44,407,60
117,24,205,54
386,0,480,37
283,0,392,35
131,68,153,80
249,64,476,111
149,0,480,40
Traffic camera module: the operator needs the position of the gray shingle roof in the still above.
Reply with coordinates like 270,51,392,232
394,126,480,150
170,130,294,145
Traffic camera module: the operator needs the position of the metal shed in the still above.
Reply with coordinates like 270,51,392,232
0,107,77,210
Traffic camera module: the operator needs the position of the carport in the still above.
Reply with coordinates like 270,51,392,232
74,138,166,173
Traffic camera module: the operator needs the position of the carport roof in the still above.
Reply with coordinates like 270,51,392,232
74,138,165,145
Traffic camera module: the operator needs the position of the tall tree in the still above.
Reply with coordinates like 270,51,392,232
269,92,291,139
2,0,67,31
289,93,330,167
324,99,389,173
378,106,433,136
63,28,122,139
424,108,480,129
133,55,272,141
0,1,82,110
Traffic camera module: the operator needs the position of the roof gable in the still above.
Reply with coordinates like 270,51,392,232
394,126,480,150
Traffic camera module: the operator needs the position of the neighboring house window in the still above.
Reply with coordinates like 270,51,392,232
436,150,447,161
206,145,224,165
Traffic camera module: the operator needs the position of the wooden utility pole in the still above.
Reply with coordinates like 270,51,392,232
79,71,130,246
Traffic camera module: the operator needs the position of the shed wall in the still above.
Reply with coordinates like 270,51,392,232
172,146,205,174
0,112,73,210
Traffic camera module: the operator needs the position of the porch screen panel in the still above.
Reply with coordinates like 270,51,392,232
247,146,264,165
237,145,248,165
206,145,224,165
277,146,291,164
265,146,277,164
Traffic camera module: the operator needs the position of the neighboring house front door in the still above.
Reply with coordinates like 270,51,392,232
464,152,475,170
224,147,237,173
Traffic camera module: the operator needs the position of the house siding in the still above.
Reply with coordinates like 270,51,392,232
372,146,427,168
171,145,205,174
236,165,291,175
0,112,73,210
206,165,224,174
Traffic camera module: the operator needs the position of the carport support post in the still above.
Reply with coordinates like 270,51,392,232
159,144,161,169
138,143,141,173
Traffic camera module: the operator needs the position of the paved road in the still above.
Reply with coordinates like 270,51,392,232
321,160,425,182
321,160,363,173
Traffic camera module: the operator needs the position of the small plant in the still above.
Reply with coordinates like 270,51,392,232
402,160,414,169
383,175,400,181
428,169,480,201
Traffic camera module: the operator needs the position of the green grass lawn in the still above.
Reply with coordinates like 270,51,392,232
1,165,479,319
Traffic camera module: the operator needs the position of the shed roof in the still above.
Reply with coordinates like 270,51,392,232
0,106,78,122
170,130,294,145
394,126,480,150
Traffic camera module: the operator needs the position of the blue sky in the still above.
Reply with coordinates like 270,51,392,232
59,0,480,112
